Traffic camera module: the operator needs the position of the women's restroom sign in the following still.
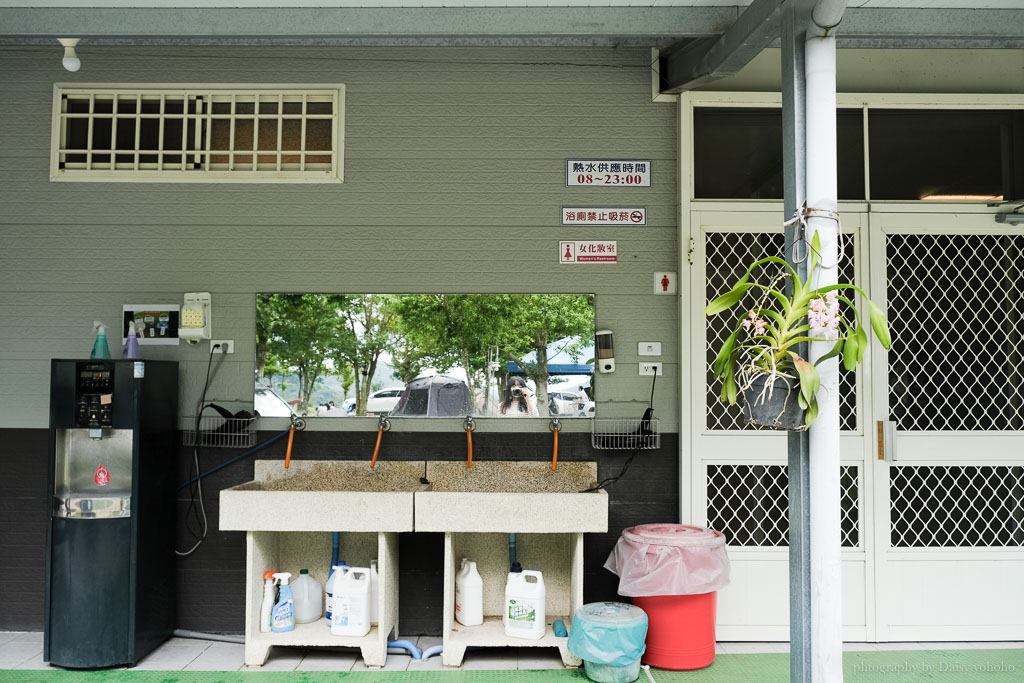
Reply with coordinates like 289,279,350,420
560,241,618,263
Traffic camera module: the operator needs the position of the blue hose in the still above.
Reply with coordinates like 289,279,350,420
420,644,443,660
178,428,292,489
387,639,422,659
331,532,340,569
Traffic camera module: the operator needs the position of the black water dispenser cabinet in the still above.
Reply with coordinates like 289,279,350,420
44,359,178,668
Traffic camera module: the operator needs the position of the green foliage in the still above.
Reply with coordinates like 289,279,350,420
256,294,595,418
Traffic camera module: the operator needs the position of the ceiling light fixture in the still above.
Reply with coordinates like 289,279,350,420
58,38,81,72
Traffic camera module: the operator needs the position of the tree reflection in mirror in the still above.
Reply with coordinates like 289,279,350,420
255,294,595,419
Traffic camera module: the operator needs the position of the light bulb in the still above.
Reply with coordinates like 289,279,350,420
62,53,81,72
58,38,81,72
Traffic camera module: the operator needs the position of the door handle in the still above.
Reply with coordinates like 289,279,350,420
876,420,896,462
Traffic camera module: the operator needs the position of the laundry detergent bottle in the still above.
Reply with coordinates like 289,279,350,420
325,562,347,627
504,570,546,640
331,567,371,637
271,572,295,632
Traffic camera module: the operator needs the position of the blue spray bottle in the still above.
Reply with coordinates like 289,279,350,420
271,572,295,632
90,321,111,359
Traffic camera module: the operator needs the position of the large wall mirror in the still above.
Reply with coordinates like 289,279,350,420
255,294,595,419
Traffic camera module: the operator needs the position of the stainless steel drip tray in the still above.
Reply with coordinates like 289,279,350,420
54,494,132,519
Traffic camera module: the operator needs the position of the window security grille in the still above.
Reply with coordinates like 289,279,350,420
706,464,860,547
52,87,342,181
705,231,857,431
887,234,1024,431
890,466,1024,547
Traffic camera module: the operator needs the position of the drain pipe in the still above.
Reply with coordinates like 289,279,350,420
806,2,846,681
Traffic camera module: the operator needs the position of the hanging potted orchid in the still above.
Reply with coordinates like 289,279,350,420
705,234,891,430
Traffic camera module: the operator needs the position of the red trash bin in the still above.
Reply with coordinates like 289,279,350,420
604,524,729,671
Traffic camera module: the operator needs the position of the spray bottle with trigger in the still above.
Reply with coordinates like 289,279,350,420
260,570,277,633
271,572,295,632
90,320,111,359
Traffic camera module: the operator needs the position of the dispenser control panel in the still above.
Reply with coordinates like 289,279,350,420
75,362,115,427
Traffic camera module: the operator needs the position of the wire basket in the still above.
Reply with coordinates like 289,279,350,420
591,417,661,450
182,414,257,449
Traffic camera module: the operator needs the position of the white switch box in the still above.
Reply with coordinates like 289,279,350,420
639,362,663,376
638,341,662,356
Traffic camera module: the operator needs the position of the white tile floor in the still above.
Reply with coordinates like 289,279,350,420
2,632,1020,673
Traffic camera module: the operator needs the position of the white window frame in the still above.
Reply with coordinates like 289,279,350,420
50,83,345,183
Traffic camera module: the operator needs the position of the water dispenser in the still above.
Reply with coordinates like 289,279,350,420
44,359,178,668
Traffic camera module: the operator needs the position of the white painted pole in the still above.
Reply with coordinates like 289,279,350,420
805,33,843,683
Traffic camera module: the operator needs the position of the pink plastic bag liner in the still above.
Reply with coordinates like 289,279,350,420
604,523,730,597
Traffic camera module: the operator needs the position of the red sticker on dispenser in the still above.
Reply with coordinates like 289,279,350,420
94,464,110,486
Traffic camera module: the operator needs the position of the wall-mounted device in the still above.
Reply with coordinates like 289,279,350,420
596,329,615,373
178,292,211,344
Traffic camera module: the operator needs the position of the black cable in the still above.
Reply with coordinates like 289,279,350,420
177,343,219,556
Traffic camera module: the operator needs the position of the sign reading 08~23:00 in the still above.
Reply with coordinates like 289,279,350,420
567,160,651,187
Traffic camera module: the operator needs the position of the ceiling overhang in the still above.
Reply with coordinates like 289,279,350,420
1,5,1022,50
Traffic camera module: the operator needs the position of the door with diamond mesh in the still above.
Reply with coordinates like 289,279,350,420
870,212,1024,641
692,210,873,641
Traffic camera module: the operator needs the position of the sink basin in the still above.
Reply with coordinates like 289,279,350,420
415,461,608,533
219,460,425,532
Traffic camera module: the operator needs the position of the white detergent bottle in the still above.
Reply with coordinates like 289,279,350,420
369,560,379,626
331,567,371,637
292,569,323,624
455,559,483,626
325,562,347,627
271,572,295,632
259,570,277,633
504,570,546,640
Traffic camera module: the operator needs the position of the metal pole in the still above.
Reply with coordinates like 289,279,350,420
781,1,814,681
806,30,844,683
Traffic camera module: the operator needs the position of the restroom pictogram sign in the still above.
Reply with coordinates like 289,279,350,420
654,272,677,294
560,241,618,263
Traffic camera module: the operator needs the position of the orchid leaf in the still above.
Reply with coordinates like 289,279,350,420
790,353,820,406
843,333,860,371
809,231,821,275
803,398,819,427
705,284,754,315
868,302,892,349
814,338,845,366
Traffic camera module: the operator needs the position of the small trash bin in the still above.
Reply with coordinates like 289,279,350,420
567,602,648,683
604,523,729,671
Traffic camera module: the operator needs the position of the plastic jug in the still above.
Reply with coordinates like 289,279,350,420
455,558,483,626
331,567,371,637
504,570,546,639
292,569,323,624
325,562,347,627
369,560,379,626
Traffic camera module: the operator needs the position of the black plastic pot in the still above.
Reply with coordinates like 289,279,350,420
741,374,806,430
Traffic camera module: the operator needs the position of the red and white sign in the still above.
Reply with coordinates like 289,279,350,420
560,241,618,264
562,208,646,226
654,271,677,295
94,464,110,486
567,160,652,187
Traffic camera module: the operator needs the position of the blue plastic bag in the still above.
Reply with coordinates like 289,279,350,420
567,602,648,668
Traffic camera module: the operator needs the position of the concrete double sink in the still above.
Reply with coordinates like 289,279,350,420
220,460,608,534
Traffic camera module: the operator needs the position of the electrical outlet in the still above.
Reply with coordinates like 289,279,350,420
639,362,663,376
211,340,234,354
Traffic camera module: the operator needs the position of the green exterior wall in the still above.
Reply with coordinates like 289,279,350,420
0,46,680,432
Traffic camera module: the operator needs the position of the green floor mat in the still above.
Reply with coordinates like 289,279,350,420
2,649,1021,683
